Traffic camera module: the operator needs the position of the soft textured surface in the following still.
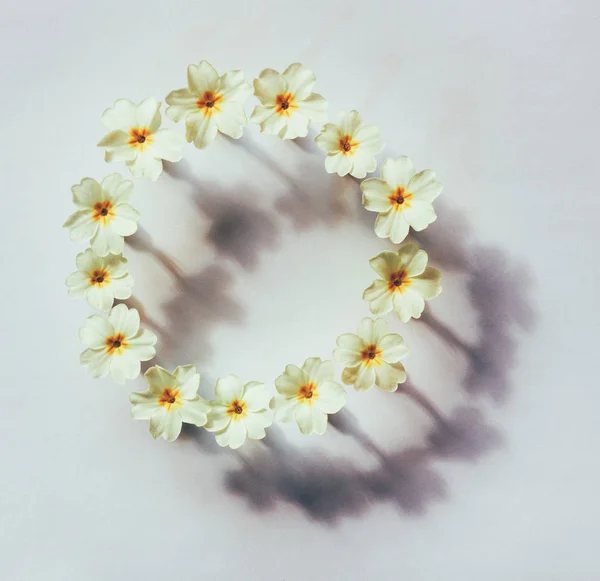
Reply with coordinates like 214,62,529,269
1,0,598,579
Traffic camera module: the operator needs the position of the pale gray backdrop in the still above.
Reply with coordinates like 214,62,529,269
1,0,598,579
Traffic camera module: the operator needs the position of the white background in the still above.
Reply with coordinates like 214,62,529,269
1,0,599,579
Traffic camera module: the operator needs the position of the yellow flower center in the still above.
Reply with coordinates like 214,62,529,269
92,201,115,225
360,344,383,367
387,270,412,294
296,382,319,406
105,333,129,355
158,387,183,412
197,90,224,117
226,399,247,421
89,268,110,288
128,127,154,151
275,92,298,117
339,134,359,156
388,186,413,211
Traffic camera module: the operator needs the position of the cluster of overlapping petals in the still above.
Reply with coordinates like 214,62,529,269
63,61,443,447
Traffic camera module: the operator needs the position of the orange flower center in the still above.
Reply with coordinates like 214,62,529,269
388,186,413,211
89,268,110,287
128,127,153,150
297,382,318,405
197,91,223,117
226,399,247,421
92,200,115,225
105,333,128,355
387,270,412,293
158,387,182,411
360,344,383,367
339,134,359,155
275,92,298,117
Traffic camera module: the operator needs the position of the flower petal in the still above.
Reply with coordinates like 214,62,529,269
145,365,173,394
80,348,111,378
363,280,393,315
173,365,200,397
361,178,393,213
242,382,270,411
188,61,219,95
253,69,285,105
130,391,160,419
408,169,442,203
215,420,246,449
411,266,442,299
354,124,383,156
378,333,409,362
127,329,158,361
295,405,327,435
297,92,327,122
127,152,163,181
186,111,218,149
79,314,112,348
149,409,168,439
165,88,198,122
374,361,406,391
315,381,345,413
215,374,244,403
275,364,306,395
403,201,437,231
270,395,296,422
135,97,161,129
109,304,138,337
66,271,89,297
219,70,252,101
213,101,247,139
178,398,209,427
302,358,334,384
392,290,425,322
64,210,96,242
282,63,316,100
151,129,185,162
86,285,114,311
205,405,231,432
369,250,401,279
245,409,272,440
278,110,309,140
102,99,136,132
354,365,376,391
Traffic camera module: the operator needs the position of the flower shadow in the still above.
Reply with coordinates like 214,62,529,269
134,133,535,524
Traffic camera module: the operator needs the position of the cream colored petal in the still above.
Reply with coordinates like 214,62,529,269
186,111,218,149
361,178,393,213
403,201,437,231
178,399,208,427
348,153,375,179
275,364,306,396
245,409,273,440
391,156,417,187
369,250,401,278
85,285,114,311
109,352,140,383
374,211,395,241
354,365,376,391
302,358,334,384
278,110,310,140
353,125,383,156
374,361,406,391
270,394,296,422
408,169,442,203
338,110,363,136
80,348,111,378
253,68,285,105
404,248,429,277
392,290,425,322
324,152,348,175
144,365,174,395
66,271,89,297
219,70,252,101
151,129,185,162
363,281,393,315
395,242,422,272
130,391,161,420
333,346,363,367
378,333,409,362
282,63,316,100
411,267,443,299
295,405,327,435
214,101,247,139
111,276,134,300
127,152,163,181
64,210,96,242
242,382,270,411
173,365,200,397
79,314,112,348
297,92,327,122
215,374,244,403
165,88,198,122
105,174,134,204
134,98,161,130
314,381,345,414
389,212,411,244
341,365,360,386
204,406,230,432
109,304,138,336
163,413,183,442
101,99,136,132
71,178,102,208
371,317,390,343
215,420,246,449
127,329,157,361
188,61,219,95
314,123,341,152
149,409,168,439
102,253,127,277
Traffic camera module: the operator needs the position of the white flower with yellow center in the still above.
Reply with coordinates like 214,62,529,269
333,317,408,392
271,358,346,435
129,365,209,442
204,375,273,449
66,248,133,311
361,156,443,243
79,304,157,383
97,97,185,181
63,173,140,256
165,61,252,149
250,63,328,140
314,110,384,178
363,242,442,322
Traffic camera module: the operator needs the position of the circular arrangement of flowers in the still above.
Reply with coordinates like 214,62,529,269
64,61,443,448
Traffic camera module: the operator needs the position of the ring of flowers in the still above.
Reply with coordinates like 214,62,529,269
63,61,444,448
